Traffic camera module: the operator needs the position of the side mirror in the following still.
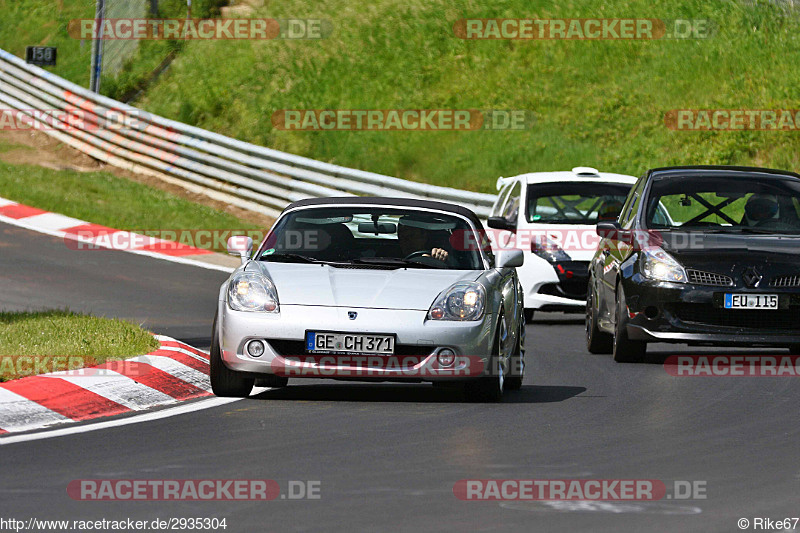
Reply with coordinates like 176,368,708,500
487,216,516,231
596,221,621,238
227,235,254,264
495,249,524,269
596,221,631,244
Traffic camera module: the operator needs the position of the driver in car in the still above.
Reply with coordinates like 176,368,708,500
397,217,450,262
743,194,780,226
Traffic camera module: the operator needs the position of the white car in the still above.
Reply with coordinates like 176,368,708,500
487,167,637,322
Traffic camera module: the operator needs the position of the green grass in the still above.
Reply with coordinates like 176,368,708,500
4,1,800,196
0,0,95,86
0,0,226,99
0,159,263,247
0,310,159,381
130,0,800,193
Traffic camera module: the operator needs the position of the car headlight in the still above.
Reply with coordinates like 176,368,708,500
641,247,687,283
531,236,571,262
227,272,279,312
428,282,486,321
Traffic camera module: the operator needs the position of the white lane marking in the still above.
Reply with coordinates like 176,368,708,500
19,212,86,231
42,371,176,411
0,396,244,445
0,212,234,273
0,198,17,207
0,387,70,433
500,500,703,515
157,345,210,363
129,355,212,392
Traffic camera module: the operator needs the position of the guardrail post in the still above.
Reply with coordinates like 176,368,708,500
89,0,105,93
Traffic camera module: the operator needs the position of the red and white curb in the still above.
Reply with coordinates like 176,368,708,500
0,196,234,273
0,335,212,434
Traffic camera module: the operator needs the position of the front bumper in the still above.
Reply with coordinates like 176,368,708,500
524,260,590,312
218,302,495,381
622,275,800,346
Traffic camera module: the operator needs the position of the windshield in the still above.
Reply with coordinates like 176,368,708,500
526,182,632,224
257,206,486,270
644,174,800,234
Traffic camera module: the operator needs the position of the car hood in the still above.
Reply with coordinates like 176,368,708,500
255,262,480,310
659,232,800,269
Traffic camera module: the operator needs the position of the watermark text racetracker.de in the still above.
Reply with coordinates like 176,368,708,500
67,479,321,501
269,355,489,378
0,108,152,132
453,18,715,40
451,227,668,254
453,479,707,500
665,109,800,130
271,109,535,131
0,356,164,380
666,356,800,377
68,18,332,40
64,229,270,254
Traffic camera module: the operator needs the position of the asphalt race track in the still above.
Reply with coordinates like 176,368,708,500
2,221,799,532
0,221,228,345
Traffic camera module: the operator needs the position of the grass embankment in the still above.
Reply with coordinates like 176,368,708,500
132,0,800,192
0,0,226,101
0,158,258,232
0,135,263,251
0,156,263,251
0,310,160,382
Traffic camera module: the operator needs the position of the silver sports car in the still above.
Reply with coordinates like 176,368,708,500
211,197,526,402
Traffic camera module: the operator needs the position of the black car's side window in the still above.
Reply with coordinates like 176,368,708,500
619,176,646,227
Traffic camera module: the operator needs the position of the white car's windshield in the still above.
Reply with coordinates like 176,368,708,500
526,182,631,224
258,207,486,270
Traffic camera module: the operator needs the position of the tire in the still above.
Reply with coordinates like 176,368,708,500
505,315,525,391
210,315,255,397
586,290,613,354
464,313,507,402
788,344,800,355
613,285,646,363
524,309,535,324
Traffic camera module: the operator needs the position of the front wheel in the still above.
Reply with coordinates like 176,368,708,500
210,315,255,397
464,312,508,402
505,316,525,391
613,285,646,363
586,290,613,354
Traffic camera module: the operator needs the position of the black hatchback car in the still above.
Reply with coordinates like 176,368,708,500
587,166,800,362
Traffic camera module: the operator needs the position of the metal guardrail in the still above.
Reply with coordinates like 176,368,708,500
0,48,497,219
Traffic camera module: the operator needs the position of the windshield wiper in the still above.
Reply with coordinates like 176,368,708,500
691,227,800,235
261,253,322,263
736,227,800,235
350,257,440,269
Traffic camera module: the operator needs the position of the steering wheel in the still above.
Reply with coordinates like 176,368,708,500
403,250,430,261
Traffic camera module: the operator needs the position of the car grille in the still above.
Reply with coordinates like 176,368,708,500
770,275,800,288
686,269,734,287
670,304,800,331
266,339,435,358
